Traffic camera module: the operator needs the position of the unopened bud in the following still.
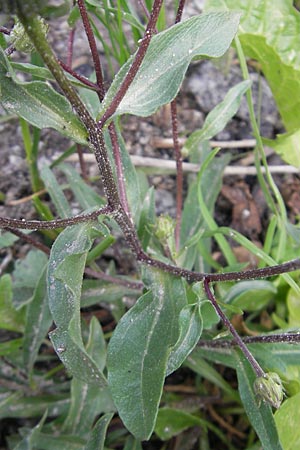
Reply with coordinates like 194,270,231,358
9,18,48,53
155,215,175,241
254,372,284,409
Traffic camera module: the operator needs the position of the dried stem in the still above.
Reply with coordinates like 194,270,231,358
98,0,164,128
203,278,265,377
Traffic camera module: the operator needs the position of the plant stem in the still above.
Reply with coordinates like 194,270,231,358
78,0,130,217
0,206,112,230
172,0,186,251
203,279,265,377
77,0,105,101
198,332,300,348
108,122,131,216
4,228,50,255
98,0,163,127
171,100,183,251
15,7,120,209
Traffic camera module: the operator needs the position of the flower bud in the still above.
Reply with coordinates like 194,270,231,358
9,17,48,53
254,372,284,409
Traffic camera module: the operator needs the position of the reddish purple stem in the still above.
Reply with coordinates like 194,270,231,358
172,0,186,250
98,0,164,128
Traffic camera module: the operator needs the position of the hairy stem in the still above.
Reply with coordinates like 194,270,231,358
198,332,300,348
77,0,105,101
15,6,119,208
98,0,163,128
172,0,186,251
0,206,112,230
203,279,265,377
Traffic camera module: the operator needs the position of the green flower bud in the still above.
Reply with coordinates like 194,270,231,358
9,17,48,53
155,215,175,241
254,372,284,409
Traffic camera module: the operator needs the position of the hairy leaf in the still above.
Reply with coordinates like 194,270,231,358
234,350,283,450
84,413,114,450
48,223,107,386
40,165,71,219
107,268,187,439
0,274,25,332
166,303,203,376
0,48,87,144
23,267,52,372
155,408,202,441
101,12,240,118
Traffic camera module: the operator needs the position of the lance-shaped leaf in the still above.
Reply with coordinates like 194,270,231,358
23,266,52,373
101,12,240,118
234,350,283,450
47,223,107,386
166,302,203,377
182,80,251,153
0,48,87,144
107,268,187,440
84,412,114,450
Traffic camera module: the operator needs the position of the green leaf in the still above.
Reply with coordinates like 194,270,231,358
0,48,87,144
0,231,19,248
183,80,251,153
287,288,300,326
84,413,114,450
155,408,202,441
13,410,47,450
101,12,240,118
40,165,71,219
23,267,52,372
59,164,105,210
0,338,22,356
234,350,283,450
107,268,187,440
104,123,141,220
48,223,107,386
275,392,300,450
205,0,300,132
137,186,156,250
180,149,231,268
61,319,114,437
0,274,25,332
224,280,277,312
81,279,139,308
0,394,69,419
166,303,203,376
263,130,300,168
12,249,48,309
186,350,240,401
